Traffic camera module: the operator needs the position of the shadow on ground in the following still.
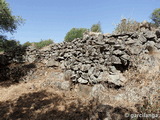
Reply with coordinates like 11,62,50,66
0,63,36,87
0,90,134,120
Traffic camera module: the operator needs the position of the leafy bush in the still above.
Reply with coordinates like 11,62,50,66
91,22,102,32
114,18,140,34
64,28,88,42
22,39,54,49
0,35,20,52
0,35,6,51
3,39,20,52
34,39,54,49
151,8,160,27
23,41,32,47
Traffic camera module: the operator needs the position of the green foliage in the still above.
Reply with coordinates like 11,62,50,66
23,39,54,49
34,39,54,49
0,35,6,51
0,0,24,33
0,35,20,52
0,0,24,52
23,41,32,47
151,8,160,27
64,28,88,42
114,18,140,34
91,22,102,32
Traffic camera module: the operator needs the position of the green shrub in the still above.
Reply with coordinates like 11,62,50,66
151,8,160,27
91,22,102,32
0,35,6,51
34,39,54,49
23,39,54,49
114,18,140,34
3,39,20,52
64,28,88,42
23,41,32,47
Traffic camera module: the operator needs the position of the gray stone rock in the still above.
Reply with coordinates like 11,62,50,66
89,74,98,83
93,66,101,77
113,44,122,49
97,34,104,41
120,54,130,66
48,72,64,81
64,70,73,81
155,29,160,38
97,71,109,82
90,84,105,98
138,34,147,43
118,35,128,41
128,46,142,55
40,45,52,52
81,64,91,72
27,55,36,63
106,39,116,45
60,81,71,90
108,66,118,74
71,65,79,71
113,50,124,56
78,77,88,84
81,72,90,80
88,67,95,75
99,57,105,64
145,41,156,48
144,31,156,39
94,41,105,45
120,54,130,61
155,43,160,49
108,73,127,86
111,56,121,64
125,38,136,45
46,59,59,67
131,32,138,38
53,81,70,90
26,46,36,51
59,61,65,69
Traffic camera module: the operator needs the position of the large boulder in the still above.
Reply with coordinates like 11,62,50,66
107,73,127,86
46,59,59,67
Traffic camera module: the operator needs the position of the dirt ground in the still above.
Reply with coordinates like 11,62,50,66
0,63,159,120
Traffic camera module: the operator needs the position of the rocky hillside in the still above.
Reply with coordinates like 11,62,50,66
0,23,160,120
1,23,160,86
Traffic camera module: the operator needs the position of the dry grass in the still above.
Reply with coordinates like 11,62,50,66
0,60,160,119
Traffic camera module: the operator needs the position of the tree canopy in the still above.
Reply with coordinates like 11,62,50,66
0,0,24,51
0,0,23,33
151,8,160,27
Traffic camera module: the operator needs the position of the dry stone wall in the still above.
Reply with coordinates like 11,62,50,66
2,27,160,86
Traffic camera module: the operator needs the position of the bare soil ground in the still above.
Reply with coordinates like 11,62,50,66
0,62,159,120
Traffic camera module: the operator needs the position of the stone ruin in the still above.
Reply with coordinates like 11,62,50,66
1,24,160,87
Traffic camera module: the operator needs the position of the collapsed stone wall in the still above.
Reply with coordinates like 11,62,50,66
1,27,160,86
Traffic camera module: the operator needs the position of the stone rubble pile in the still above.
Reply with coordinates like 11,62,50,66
2,26,160,86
